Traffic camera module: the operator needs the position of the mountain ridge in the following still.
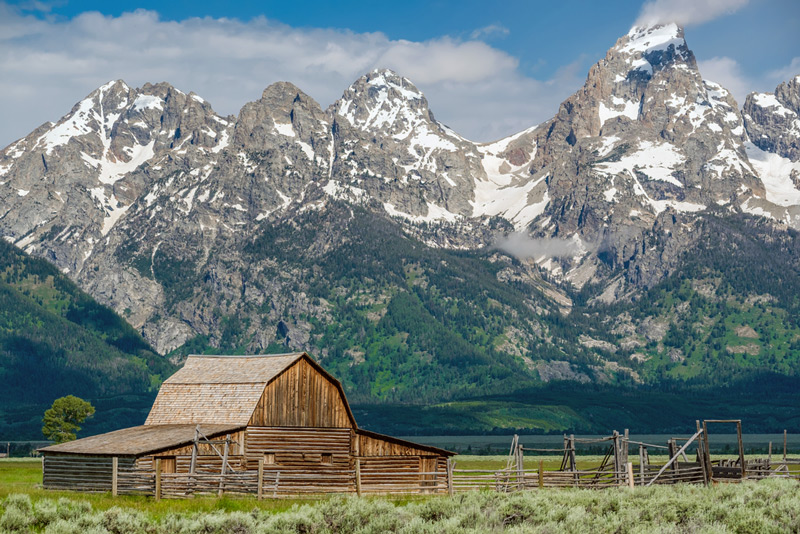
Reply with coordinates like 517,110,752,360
0,23,799,419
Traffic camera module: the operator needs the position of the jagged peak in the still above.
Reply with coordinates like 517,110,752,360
612,23,694,76
331,69,433,133
258,81,323,113
361,68,424,99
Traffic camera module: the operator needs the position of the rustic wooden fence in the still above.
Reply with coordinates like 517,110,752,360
112,457,799,499
108,421,799,499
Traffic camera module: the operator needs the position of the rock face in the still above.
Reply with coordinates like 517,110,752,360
1,23,800,361
744,76,800,161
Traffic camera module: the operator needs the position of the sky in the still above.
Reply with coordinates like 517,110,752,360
0,0,798,148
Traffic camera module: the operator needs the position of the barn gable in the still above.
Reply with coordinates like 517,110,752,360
250,356,356,428
144,353,304,426
144,353,357,429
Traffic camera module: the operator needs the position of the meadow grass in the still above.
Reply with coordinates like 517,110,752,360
3,457,799,532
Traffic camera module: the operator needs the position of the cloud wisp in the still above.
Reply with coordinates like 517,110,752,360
0,4,584,148
635,0,749,27
493,233,584,260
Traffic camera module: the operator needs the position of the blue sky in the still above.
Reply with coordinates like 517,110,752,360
1,0,798,146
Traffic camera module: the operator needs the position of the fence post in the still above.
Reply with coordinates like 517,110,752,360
626,462,634,488
155,458,162,501
112,457,118,497
538,460,544,489
446,458,454,496
784,430,788,462
355,458,362,497
218,434,230,497
768,441,772,468
257,458,264,501
638,445,645,485
516,444,524,490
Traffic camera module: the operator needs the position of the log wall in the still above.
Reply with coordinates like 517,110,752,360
245,427,354,493
43,455,136,492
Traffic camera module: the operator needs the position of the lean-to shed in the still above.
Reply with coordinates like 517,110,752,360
39,352,453,493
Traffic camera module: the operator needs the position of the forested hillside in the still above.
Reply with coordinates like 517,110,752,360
0,239,174,438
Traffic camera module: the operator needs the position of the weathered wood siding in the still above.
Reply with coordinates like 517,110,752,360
43,455,136,491
358,432,438,456
136,455,248,473
250,360,352,427
144,430,246,458
245,427,354,493
358,455,445,493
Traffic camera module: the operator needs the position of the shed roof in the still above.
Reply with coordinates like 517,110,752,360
38,424,243,457
144,353,307,426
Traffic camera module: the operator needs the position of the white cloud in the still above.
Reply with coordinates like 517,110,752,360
698,55,800,105
635,0,749,27
470,24,510,40
768,57,800,87
697,56,752,105
493,233,582,259
0,4,583,147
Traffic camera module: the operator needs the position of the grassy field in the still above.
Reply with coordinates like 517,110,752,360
2,458,800,533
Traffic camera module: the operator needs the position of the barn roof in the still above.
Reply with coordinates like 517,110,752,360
144,352,357,428
38,424,243,457
145,353,305,426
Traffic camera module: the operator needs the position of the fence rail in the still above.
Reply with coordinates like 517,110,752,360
112,459,797,499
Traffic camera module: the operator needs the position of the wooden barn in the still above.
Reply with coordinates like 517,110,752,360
39,353,453,496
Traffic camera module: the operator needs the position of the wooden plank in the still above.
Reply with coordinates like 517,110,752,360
646,429,703,487
736,421,746,479
257,458,264,501
155,458,162,501
355,459,362,497
112,457,118,496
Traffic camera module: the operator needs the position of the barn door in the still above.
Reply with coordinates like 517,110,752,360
420,456,438,489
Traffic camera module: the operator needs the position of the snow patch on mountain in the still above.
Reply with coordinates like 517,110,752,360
745,142,800,206
132,95,163,113
623,23,684,56
36,98,96,155
599,97,639,125
595,140,685,186
81,140,156,185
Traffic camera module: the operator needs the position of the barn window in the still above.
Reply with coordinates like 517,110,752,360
264,453,275,465
321,453,332,465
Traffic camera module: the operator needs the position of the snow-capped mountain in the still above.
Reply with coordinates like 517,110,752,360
1,23,799,356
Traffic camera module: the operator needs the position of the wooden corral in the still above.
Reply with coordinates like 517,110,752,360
39,353,453,496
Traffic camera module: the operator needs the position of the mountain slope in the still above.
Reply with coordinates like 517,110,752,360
0,23,799,435
0,239,174,438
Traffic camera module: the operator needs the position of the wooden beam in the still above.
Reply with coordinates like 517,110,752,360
218,434,230,497
111,457,118,497
784,430,788,462
646,429,703,487
257,458,264,501
446,458,454,496
627,462,634,488
355,458,362,497
736,420,746,479
538,460,544,489
154,458,162,501
190,425,199,474
701,420,711,484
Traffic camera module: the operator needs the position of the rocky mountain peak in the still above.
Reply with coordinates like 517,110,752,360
618,23,694,75
330,68,435,136
234,81,330,153
743,75,800,161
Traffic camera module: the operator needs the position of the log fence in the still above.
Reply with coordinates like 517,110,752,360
104,420,800,499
